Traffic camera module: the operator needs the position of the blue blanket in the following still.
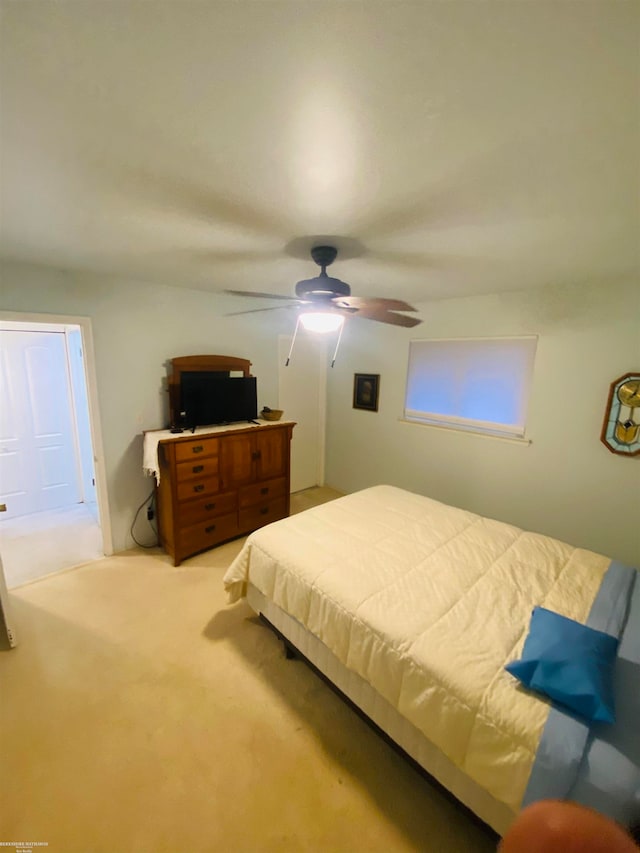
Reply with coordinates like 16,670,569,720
523,561,640,827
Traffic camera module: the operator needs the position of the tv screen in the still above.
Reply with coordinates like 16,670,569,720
180,372,257,428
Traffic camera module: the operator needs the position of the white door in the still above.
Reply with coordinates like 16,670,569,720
0,330,81,519
278,332,326,492
0,544,17,648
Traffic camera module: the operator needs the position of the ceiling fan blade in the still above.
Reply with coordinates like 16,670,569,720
351,304,422,327
225,289,300,301
226,247,421,327
226,304,300,316
363,312,423,328
336,296,418,312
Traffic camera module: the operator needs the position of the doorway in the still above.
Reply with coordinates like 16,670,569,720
0,313,112,588
278,332,327,492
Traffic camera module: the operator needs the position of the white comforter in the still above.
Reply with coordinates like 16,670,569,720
223,485,609,811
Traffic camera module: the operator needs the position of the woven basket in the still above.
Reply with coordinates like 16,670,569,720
261,409,283,421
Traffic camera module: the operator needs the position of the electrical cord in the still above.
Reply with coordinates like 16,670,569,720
130,488,159,548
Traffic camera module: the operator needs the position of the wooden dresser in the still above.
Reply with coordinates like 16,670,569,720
153,421,295,565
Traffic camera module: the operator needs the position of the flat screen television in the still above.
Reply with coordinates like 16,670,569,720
180,372,258,429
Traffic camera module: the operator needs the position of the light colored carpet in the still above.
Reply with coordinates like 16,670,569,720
0,503,103,588
0,487,497,853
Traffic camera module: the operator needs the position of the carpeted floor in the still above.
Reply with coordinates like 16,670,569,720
0,503,103,588
0,487,498,853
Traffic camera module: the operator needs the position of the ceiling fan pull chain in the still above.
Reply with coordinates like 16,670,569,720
331,317,345,367
285,315,302,366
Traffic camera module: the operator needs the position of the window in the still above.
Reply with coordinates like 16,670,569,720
404,336,537,439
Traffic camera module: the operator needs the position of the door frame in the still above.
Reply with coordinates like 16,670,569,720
0,310,113,556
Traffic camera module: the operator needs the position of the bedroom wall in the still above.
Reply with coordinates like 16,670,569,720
3,258,638,566
0,257,288,554
324,279,640,567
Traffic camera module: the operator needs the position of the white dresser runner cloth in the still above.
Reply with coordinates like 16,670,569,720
142,420,292,483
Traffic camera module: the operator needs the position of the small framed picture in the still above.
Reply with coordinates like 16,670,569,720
353,373,380,412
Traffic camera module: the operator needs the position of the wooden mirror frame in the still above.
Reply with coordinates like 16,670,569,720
167,355,252,427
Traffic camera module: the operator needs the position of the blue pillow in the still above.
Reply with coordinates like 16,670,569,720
505,606,619,724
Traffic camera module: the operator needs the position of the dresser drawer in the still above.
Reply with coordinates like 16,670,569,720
239,496,288,531
176,476,219,502
177,491,237,526
174,437,219,463
178,511,239,557
238,476,287,509
176,456,219,483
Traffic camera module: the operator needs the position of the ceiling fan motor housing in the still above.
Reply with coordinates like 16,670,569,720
295,276,351,299
295,245,351,299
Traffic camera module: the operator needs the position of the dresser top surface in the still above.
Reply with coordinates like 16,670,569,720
144,419,295,443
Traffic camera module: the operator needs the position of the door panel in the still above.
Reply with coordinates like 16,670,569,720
278,333,325,491
0,339,36,517
0,330,81,518
256,429,287,480
39,444,73,488
219,433,255,489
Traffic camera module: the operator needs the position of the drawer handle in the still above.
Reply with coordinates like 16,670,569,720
204,502,216,511
192,464,204,473
193,484,205,493
260,487,269,495
260,507,269,515
192,445,204,454
252,451,260,461
205,524,216,533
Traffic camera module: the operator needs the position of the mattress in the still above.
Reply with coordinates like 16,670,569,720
223,485,630,831
246,582,514,835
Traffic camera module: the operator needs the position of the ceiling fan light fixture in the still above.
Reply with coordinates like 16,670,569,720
299,312,344,333
225,244,422,332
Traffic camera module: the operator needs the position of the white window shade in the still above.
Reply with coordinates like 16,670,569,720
404,337,538,438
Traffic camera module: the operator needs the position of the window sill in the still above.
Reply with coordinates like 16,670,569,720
399,418,532,445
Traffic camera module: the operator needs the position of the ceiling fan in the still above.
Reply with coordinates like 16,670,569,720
225,245,422,330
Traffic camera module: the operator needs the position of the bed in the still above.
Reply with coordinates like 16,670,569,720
223,485,640,836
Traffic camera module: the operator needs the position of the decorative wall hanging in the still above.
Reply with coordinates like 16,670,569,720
353,373,380,412
600,372,640,456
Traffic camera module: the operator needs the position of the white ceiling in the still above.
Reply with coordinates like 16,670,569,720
1,1,638,307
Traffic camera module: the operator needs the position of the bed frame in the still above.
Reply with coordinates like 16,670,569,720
247,582,514,837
